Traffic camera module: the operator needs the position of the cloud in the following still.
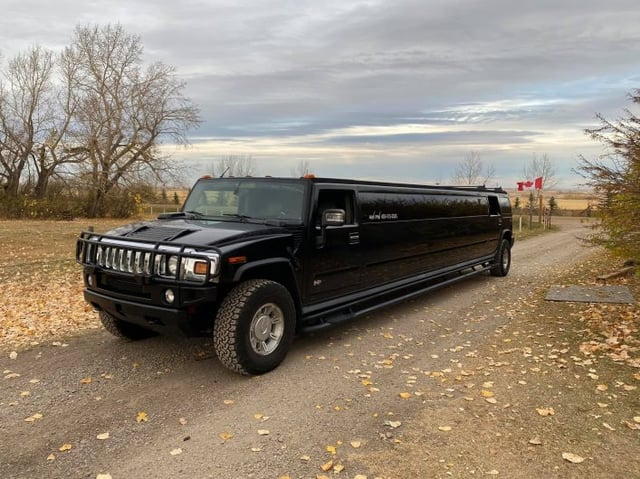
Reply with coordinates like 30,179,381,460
2,0,640,188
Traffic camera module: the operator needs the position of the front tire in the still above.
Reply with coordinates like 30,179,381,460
213,279,296,375
490,238,512,277
99,311,155,340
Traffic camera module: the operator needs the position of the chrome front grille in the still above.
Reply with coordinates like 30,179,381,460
77,233,220,284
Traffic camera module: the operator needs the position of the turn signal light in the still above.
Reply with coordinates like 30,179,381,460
193,261,209,275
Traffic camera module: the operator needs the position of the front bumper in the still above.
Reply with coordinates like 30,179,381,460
83,272,219,336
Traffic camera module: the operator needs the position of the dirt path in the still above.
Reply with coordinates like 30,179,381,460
1,218,638,479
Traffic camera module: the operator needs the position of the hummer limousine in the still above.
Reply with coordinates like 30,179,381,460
76,176,513,375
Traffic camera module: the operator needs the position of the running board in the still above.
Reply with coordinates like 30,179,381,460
299,263,492,333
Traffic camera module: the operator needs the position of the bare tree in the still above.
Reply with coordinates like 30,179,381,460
451,151,495,185
0,46,56,197
62,24,200,217
290,159,312,177
210,155,256,177
523,153,558,191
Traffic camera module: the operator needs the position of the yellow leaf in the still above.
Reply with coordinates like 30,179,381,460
485,397,498,404
223,399,235,405
536,407,555,417
438,426,452,432
321,460,334,472
596,384,608,392
481,390,495,398
326,445,337,455
96,475,112,479
179,417,188,425
399,392,412,399
96,432,110,440
136,411,149,423
257,429,270,435
170,448,183,456
333,464,345,473
80,377,92,384
350,440,362,448
59,444,72,452
46,454,55,461
219,432,234,440
562,452,585,464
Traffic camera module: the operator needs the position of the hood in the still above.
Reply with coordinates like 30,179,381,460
109,219,289,247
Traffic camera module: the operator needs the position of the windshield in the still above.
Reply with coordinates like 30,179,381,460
183,179,306,222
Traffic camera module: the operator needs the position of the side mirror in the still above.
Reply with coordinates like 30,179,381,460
322,208,345,227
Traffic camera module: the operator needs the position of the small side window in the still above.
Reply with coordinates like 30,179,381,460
488,196,500,216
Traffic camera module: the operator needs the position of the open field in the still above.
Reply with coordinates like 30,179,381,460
0,219,130,348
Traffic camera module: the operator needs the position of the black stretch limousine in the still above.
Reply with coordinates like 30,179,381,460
77,176,513,375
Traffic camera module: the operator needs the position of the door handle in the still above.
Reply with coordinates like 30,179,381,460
348,232,360,244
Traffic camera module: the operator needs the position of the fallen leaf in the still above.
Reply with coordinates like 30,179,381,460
20,391,30,397
9,351,17,360
46,454,55,461
384,420,402,429
481,390,495,398
96,475,112,479
399,392,412,399
300,455,310,461
59,444,72,452
257,429,270,435
136,411,149,423
219,432,234,441
169,448,182,456
223,399,235,405
353,476,368,479
24,413,43,422
326,445,337,455
562,452,585,464
485,397,498,404
321,460,334,472
438,426,452,432
529,437,542,445
179,417,188,425
602,422,616,431
333,464,345,473
96,432,110,440
350,440,362,448
536,407,555,417
596,384,608,392
80,377,92,384
251,447,262,452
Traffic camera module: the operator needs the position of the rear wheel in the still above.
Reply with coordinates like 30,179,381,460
490,238,512,277
213,279,296,375
99,311,155,340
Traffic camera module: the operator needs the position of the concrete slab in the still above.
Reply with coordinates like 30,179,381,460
545,285,635,304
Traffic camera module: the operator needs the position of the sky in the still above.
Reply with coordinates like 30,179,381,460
2,0,640,190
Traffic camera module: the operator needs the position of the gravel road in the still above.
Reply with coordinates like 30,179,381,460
0,218,598,479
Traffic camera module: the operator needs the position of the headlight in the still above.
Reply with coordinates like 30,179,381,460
168,256,179,276
182,253,220,282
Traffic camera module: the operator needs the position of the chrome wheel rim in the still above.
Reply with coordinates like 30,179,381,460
249,303,285,356
502,247,510,270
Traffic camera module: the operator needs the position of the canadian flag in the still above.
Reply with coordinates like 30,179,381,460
517,177,543,191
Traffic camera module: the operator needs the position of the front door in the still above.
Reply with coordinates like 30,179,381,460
305,188,362,303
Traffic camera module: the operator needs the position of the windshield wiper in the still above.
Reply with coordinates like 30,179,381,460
222,213,254,221
158,210,207,220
